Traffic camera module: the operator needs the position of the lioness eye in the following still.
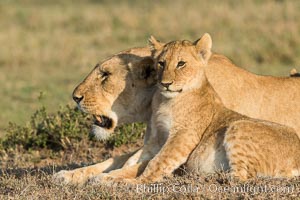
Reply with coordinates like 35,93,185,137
102,71,109,77
100,71,110,81
177,61,186,68
158,61,165,68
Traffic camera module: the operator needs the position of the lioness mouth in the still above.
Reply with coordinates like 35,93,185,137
93,115,113,129
166,88,182,93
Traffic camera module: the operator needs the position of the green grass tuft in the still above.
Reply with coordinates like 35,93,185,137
1,106,91,151
0,105,145,153
106,123,145,148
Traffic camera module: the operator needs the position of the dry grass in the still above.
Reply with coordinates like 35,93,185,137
0,172,298,199
1,144,299,199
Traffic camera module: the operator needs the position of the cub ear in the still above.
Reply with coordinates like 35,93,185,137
194,33,212,64
148,35,164,51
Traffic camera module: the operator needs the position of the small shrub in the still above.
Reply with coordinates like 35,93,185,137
0,105,145,153
2,105,91,151
106,123,145,148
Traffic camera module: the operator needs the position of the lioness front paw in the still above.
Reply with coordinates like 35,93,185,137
87,174,115,186
88,174,141,186
121,178,141,185
53,170,86,185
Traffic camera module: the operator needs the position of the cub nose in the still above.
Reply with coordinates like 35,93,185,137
161,81,173,89
73,95,84,104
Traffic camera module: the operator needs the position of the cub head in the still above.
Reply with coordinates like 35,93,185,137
72,48,156,140
149,33,212,98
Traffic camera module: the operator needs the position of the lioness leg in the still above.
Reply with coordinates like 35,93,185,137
53,148,141,185
53,128,161,185
88,141,162,184
122,143,157,167
107,160,149,178
224,120,300,181
89,161,150,184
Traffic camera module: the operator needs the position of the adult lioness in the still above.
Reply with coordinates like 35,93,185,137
54,36,300,185
53,48,158,184
96,34,300,184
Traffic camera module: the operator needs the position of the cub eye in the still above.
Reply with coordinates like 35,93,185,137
158,61,165,68
177,61,186,68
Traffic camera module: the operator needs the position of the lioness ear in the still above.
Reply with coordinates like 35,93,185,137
148,35,164,51
140,57,155,80
290,68,300,77
130,57,156,85
194,33,212,64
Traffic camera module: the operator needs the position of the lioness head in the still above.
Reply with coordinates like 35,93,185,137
73,48,156,140
149,33,212,98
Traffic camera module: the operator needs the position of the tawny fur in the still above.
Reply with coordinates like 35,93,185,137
206,56,300,137
131,34,300,183
54,36,300,185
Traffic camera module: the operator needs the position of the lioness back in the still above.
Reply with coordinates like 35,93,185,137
206,54,300,136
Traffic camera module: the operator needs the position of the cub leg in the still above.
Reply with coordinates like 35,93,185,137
135,129,200,183
186,129,229,174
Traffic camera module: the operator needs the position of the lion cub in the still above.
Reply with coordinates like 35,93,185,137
131,33,300,182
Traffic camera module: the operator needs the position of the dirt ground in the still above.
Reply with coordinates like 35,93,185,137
1,139,299,200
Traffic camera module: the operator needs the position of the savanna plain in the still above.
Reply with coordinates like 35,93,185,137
0,0,299,199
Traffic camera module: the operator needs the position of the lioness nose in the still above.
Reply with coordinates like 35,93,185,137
73,95,84,104
161,81,173,88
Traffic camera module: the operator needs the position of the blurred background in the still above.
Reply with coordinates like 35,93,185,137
1,0,300,135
